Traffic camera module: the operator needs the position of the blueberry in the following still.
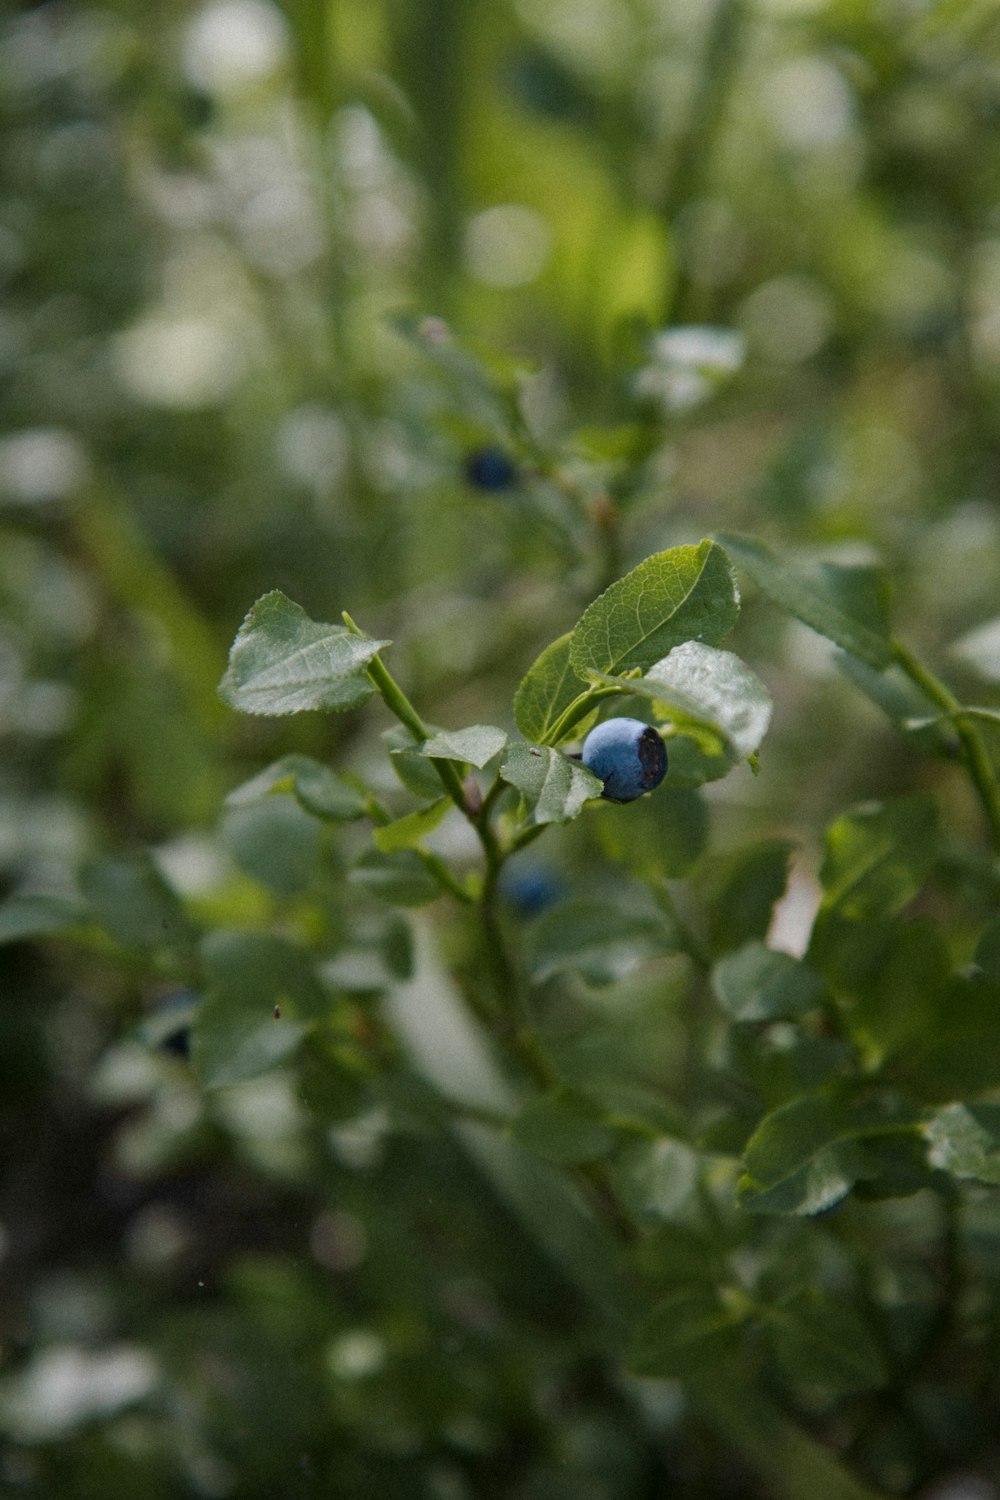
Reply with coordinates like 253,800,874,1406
464,447,517,491
501,865,564,916
581,717,668,803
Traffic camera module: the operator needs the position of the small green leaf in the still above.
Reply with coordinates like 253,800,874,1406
719,533,893,669
924,1102,1000,1185
707,840,795,955
611,641,771,760
613,1137,700,1223
763,1292,888,1395
219,591,389,716
595,786,709,879
499,742,604,825
0,894,90,946
227,755,367,821
525,897,678,984
819,796,940,920
417,724,507,767
81,855,193,951
738,1094,921,1216
222,797,322,895
193,995,307,1089
513,633,590,745
349,849,444,906
373,798,451,852
570,541,740,679
192,930,327,1089
385,724,448,799
712,942,825,1023
509,1090,616,1164
628,1291,749,1380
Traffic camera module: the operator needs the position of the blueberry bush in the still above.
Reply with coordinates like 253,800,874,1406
4,2,1000,1497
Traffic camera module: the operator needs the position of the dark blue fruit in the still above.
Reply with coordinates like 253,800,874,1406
581,717,668,803
464,447,517,491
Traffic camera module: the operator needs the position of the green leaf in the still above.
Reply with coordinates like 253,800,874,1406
662,731,736,788
226,754,367,821
738,1094,921,1216
628,1291,749,1379
595,785,709,879
924,1102,1000,1185
712,942,825,1023
718,533,893,669
81,855,193,951
219,591,389,716
349,849,444,906
513,633,590,746
191,930,327,1089
193,996,307,1089
499,742,604,825
614,641,771,759
570,541,740,679
0,894,90,945
707,840,795,955
417,724,507,767
819,796,940,920
525,898,678,985
373,798,451,852
221,797,322,895
613,1137,700,1223
763,1292,888,1395
509,1090,617,1165
385,725,448,799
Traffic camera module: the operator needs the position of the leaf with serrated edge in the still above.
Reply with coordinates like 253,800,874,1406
500,742,603,825
570,541,739,678
719,533,892,670
597,641,770,759
417,725,507,767
219,591,390,716
514,634,589,744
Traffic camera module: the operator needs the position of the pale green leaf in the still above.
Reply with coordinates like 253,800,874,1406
417,724,507,767
712,943,825,1022
606,641,771,759
0,894,90,946
226,754,367,821
373,798,451,852
219,591,389,715
500,742,603,824
924,1102,1000,1185
525,897,678,984
719,533,892,669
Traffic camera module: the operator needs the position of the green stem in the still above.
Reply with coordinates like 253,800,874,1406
541,684,628,748
892,637,1000,851
343,612,470,813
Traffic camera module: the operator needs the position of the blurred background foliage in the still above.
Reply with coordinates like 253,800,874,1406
4,0,1000,1495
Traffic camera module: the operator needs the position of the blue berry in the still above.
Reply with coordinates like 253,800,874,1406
581,717,667,803
502,865,564,917
464,447,517,491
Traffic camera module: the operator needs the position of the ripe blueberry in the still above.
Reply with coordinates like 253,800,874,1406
581,717,667,803
464,447,517,491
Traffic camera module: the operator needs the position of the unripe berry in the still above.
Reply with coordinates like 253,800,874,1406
581,717,667,803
